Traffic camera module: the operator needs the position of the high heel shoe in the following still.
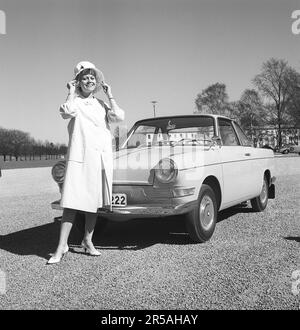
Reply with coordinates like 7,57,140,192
81,241,101,256
47,245,69,265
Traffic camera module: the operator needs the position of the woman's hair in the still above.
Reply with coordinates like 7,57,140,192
76,68,97,82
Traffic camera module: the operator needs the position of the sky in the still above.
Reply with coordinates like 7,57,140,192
0,0,299,144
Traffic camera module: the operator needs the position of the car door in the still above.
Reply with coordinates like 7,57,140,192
232,121,262,197
217,118,254,207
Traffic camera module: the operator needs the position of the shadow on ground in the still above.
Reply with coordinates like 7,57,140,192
0,203,254,259
217,203,254,223
0,216,191,260
283,236,300,243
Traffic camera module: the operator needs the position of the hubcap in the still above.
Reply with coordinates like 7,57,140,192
260,180,268,205
199,195,214,230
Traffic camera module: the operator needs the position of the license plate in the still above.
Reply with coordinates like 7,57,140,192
112,193,127,207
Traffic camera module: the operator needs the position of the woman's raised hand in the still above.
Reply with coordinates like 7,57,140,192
101,82,113,98
67,80,77,94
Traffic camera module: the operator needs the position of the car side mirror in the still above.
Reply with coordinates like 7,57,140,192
211,135,222,147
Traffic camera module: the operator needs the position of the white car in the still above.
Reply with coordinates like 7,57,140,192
51,114,276,243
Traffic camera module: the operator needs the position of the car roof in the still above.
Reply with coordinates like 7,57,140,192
134,114,232,125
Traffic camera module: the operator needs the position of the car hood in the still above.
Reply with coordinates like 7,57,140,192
113,145,218,185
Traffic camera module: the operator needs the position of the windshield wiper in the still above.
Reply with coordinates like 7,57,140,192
171,138,203,147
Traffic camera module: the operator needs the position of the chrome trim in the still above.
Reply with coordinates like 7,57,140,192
51,200,63,210
113,181,152,186
199,195,214,231
51,200,198,219
180,157,276,171
154,158,178,184
260,179,268,205
104,201,198,218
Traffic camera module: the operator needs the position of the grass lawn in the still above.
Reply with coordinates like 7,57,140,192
0,156,62,170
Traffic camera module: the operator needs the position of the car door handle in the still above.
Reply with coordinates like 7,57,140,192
244,153,251,156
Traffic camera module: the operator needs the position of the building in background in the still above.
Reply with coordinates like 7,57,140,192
246,126,300,148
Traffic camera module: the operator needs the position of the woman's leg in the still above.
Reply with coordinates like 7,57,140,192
52,208,77,257
82,212,100,253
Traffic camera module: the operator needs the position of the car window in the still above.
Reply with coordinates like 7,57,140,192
233,122,252,146
126,125,156,148
168,126,215,141
122,116,216,149
218,119,239,146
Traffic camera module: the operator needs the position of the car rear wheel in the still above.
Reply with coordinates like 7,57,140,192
185,184,217,243
250,175,268,212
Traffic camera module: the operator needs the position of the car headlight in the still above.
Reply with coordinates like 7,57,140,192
154,158,178,184
51,160,66,184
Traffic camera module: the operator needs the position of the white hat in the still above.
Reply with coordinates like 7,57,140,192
74,61,105,84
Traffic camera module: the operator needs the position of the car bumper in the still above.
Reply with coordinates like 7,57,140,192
51,199,198,220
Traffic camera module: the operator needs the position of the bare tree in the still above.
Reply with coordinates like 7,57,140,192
21,136,34,160
253,58,299,147
0,126,68,162
9,130,31,161
32,140,43,160
237,89,266,139
0,128,13,161
58,144,67,157
286,78,300,127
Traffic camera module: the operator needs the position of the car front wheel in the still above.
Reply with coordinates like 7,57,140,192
250,175,268,212
185,184,217,243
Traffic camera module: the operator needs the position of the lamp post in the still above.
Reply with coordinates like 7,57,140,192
151,101,157,117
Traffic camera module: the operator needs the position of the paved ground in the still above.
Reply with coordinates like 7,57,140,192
0,157,299,310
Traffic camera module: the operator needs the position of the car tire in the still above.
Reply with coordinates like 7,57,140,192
250,175,268,212
185,184,217,243
69,211,108,244
282,149,289,154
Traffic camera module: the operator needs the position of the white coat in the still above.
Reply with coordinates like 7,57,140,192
59,95,125,213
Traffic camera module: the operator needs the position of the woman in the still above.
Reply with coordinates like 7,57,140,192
47,61,125,264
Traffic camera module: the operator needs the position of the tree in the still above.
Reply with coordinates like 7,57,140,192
195,83,231,116
253,58,299,146
237,89,266,138
21,136,35,160
33,140,44,160
286,75,300,126
0,127,68,161
10,130,30,161
58,144,68,157
0,128,13,161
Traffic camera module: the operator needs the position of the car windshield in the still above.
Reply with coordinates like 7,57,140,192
121,116,215,149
